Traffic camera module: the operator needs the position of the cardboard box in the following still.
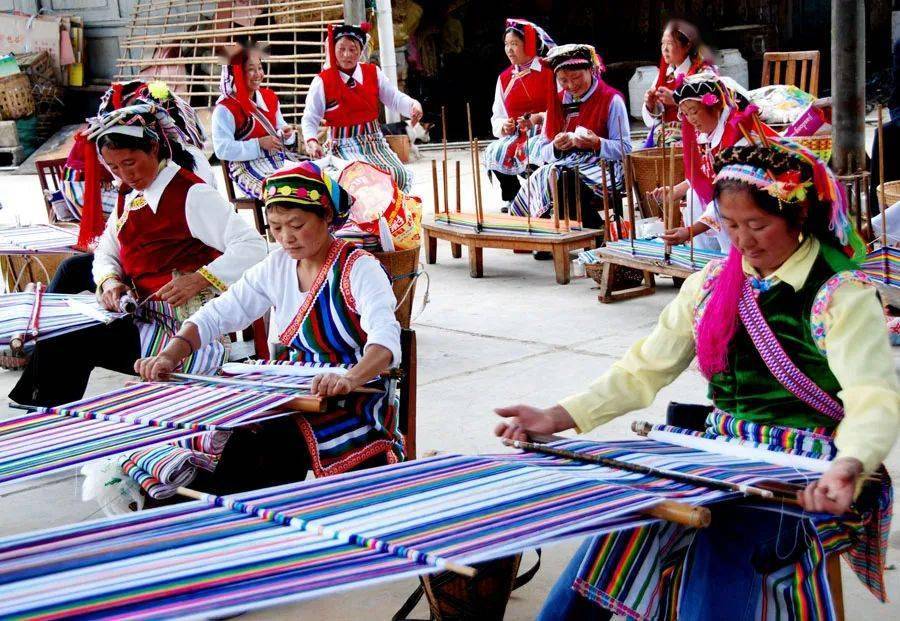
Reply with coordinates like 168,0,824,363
0,13,62,81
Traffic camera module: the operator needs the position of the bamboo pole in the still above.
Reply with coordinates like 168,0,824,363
878,105,889,283
455,160,462,213
561,170,570,231
442,106,449,215
600,160,611,241
117,56,323,66
574,165,583,229
431,159,440,216
120,41,325,50
688,140,695,267
133,0,339,11
525,162,532,235
618,116,635,251
474,138,485,229
644,500,711,529
550,168,560,231
131,3,342,29
441,161,449,217
128,24,335,44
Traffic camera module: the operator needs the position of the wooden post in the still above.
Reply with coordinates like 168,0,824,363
455,160,461,213
441,160,449,217
551,168,560,231
574,165,583,229
441,106,449,215
600,160,611,242
878,104,889,284
562,170,570,231
431,159,439,216
826,554,845,621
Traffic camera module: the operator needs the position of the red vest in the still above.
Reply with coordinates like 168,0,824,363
653,56,710,122
319,63,380,127
117,167,222,298
216,88,280,140
498,61,555,119
545,79,623,140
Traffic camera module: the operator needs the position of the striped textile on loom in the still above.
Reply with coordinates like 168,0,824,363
0,292,124,348
434,212,585,236
860,247,900,288
580,239,726,271
0,440,823,620
0,224,79,253
0,383,296,488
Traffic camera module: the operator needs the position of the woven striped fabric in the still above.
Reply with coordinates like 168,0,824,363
330,122,412,192
434,212,585,236
120,444,220,500
483,128,543,176
227,149,298,200
0,224,79,254
860,246,899,288
0,440,832,620
0,383,296,489
0,292,125,349
509,154,621,219
581,239,726,271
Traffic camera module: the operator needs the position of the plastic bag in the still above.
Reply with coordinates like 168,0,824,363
339,162,422,251
81,456,144,516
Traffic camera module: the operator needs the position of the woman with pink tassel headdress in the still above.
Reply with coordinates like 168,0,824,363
493,140,898,620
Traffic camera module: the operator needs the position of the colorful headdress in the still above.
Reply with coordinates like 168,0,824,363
98,80,205,149
218,44,268,115
673,72,730,107
504,18,556,58
326,22,371,68
546,44,604,74
264,162,352,229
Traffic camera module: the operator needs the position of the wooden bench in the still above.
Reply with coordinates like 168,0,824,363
586,247,693,303
423,221,600,285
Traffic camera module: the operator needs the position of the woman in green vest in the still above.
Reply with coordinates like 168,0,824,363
495,142,899,620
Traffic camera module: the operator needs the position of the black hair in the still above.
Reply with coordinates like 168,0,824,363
96,131,196,172
664,19,699,59
713,145,836,245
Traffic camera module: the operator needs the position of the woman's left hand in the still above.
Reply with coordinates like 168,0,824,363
656,87,675,107
572,129,600,151
156,272,209,308
409,101,424,126
797,458,863,516
312,372,360,397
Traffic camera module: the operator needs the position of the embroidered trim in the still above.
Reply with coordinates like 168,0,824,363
691,259,726,339
278,238,348,346
339,249,374,315
810,270,873,356
294,415,395,477
197,266,228,292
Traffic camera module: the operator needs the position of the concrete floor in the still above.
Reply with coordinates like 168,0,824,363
1,151,898,620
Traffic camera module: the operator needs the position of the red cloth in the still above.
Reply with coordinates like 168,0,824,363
544,78,622,139
217,88,280,140
498,60,556,120
117,168,222,298
319,63,380,127
652,56,711,123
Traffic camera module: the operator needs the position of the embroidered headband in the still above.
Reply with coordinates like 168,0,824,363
546,43,604,73
264,161,352,229
673,72,726,107
327,22,371,67
504,18,556,57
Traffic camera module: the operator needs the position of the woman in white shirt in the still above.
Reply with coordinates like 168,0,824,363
212,45,298,200
136,161,403,484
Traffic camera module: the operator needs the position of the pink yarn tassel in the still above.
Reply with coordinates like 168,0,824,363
696,246,746,378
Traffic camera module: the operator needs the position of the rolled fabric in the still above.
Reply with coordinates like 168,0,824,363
120,442,222,500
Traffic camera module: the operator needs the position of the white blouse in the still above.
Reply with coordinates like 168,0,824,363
211,90,297,163
187,246,401,367
91,160,268,289
301,64,417,143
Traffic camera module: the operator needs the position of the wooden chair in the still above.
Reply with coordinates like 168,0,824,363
398,328,417,460
35,158,69,225
220,160,268,237
761,51,821,97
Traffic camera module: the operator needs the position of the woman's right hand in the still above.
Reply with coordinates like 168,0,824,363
552,132,575,151
258,135,284,151
501,118,517,136
99,279,130,312
305,139,324,158
660,226,690,245
134,354,178,382
644,89,659,113
493,404,575,443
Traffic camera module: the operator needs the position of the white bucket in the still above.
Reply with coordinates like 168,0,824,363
628,65,660,119
716,49,749,90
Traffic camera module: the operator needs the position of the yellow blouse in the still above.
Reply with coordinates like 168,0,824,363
559,238,900,473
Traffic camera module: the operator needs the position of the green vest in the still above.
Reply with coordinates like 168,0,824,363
707,244,857,431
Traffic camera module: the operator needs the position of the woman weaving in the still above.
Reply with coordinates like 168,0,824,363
135,161,403,485
301,22,423,193
9,107,267,408
484,18,556,213
509,44,631,237
496,142,899,620
212,44,297,200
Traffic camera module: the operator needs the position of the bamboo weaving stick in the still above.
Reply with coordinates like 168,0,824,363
574,165,583,228
455,160,462,213
600,160,611,241
431,160,439,215
877,105,889,283
442,106,449,215
562,170,570,231
550,168,560,230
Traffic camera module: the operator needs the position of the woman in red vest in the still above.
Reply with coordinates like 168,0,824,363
510,44,632,236
9,107,267,408
301,23,423,193
484,18,556,213
212,45,298,200
641,19,711,147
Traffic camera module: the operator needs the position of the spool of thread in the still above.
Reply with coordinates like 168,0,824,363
118,294,137,314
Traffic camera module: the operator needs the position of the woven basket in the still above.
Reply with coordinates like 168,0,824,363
374,246,421,329
17,51,54,86
273,1,342,25
629,146,684,219
876,180,900,209
0,73,35,120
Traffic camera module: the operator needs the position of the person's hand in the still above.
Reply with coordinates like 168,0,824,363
649,186,671,205
306,139,324,158
528,112,545,128
100,279,130,312
552,132,575,151
501,118,517,136
493,404,575,443
134,354,179,381
281,125,295,140
258,135,284,151
644,89,659,113
660,226,690,245
312,372,360,397
797,458,863,516
572,129,600,151
656,86,675,107
156,272,209,308
409,101,424,126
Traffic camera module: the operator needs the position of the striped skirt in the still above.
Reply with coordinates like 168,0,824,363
572,413,893,620
509,151,622,218
329,121,412,192
60,170,118,221
227,149,298,200
136,299,228,376
483,127,544,176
